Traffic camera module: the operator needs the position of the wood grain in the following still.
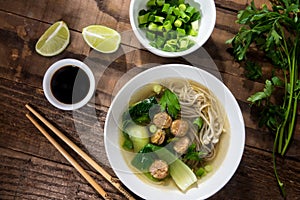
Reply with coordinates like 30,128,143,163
0,0,300,199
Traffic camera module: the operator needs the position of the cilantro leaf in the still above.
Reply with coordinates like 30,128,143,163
248,76,283,104
183,143,204,162
247,79,274,103
245,61,262,80
159,89,180,118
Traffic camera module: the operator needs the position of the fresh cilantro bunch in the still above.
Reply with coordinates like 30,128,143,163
227,0,300,197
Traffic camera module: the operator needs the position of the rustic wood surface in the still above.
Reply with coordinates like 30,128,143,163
0,0,299,199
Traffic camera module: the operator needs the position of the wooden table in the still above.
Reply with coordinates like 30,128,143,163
1,0,299,199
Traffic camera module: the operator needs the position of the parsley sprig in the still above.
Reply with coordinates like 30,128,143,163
227,0,300,197
159,89,181,118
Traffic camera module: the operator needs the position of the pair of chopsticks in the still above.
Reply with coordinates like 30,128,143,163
25,104,135,200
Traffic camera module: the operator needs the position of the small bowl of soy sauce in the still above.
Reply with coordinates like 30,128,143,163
43,59,95,110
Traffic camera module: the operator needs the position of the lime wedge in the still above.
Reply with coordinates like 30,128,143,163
35,21,70,57
82,25,121,53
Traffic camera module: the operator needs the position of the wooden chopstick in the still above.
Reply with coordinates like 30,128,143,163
25,104,135,200
25,113,111,200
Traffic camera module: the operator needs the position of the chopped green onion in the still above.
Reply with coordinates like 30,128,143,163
156,35,166,47
167,6,174,15
193,116,203,130
163,20,173,32
148,22,158,31
178,0,185,4
189,20,199,36
174,19,183,28
188,39,195,47
186,6,196,16
147,0,156,7
179,3,187,11
149,124,158,133
156,0,165,7
173,7,181,16
179,10,188,18
180,15,190,23
168,31,177,39
166,39,178,46
138,13,150,25
146,31,156,41
163,43,176,52
179,37,189,49
157,25,164,32
204,165,213,172
177,28,186,36
162,3,170,13
191,11,201,21
166,15,176,24
138,0,201,52
196,167,206,177
154,16,165,23
148,14,155,22
149,41,157,48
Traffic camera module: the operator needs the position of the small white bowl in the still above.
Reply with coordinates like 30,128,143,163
104,64,245,199
43,58,95,110
129,0,216,57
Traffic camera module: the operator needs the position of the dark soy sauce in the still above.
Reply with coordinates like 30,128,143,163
50,65,90,104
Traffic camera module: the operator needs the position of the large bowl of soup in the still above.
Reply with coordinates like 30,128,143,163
104,64,245,199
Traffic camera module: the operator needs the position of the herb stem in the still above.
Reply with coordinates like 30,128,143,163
277,36,295,153
281,38,299,156
273,126,286,197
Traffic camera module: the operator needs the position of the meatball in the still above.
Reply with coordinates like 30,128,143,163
149,160,169,179
173,137,190,154
171,119,189,137
153,112,172,129
151,129,166,145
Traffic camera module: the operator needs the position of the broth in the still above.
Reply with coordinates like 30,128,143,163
120,78,230,190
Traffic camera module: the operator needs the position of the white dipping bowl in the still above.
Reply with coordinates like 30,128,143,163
104,64,245,200
43,58,95,110
129,0,216,57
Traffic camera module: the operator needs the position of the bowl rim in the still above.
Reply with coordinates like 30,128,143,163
104,64,245,199
129,0,216,57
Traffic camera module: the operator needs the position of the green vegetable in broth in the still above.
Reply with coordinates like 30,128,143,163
124,96,158,125
125,124,150,152
183,143,204,162
132,144,197,191
154,146,197,191
131,144,160,172
193,117,203,130
120,80,227,192
159,89,180,118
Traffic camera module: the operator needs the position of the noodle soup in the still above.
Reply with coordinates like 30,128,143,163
120,78,230,191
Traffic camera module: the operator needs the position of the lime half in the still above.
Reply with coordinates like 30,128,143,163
35,21,70,57
82,25,121,53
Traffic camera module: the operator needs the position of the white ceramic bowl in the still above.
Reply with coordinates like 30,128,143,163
43,58,95,110
129,0,216,57
104,64,245,200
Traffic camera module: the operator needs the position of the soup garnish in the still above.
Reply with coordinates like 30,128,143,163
120,79,227,191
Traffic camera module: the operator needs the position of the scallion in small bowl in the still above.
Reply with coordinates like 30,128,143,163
130,0,216,57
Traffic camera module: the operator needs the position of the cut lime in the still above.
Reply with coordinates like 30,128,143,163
82,25,121,53
35,21,70,57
